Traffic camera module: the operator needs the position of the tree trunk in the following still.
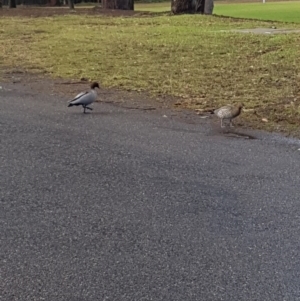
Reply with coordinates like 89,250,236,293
102,0,133,10
171,0,213,14
68,0,74,9
0,0,2,8
9,0,17,8
204,0,213,14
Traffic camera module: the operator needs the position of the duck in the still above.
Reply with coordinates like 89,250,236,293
214,103,243,128
68,82,100,113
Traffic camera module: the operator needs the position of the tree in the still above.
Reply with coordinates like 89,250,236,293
8,0,17,8
0,0,2,8
102,0,133,10
204,0,213,14
171,0,213,14
69,0,74,9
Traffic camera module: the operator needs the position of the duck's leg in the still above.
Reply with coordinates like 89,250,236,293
83,105,86,114
221,118,225,128
86,106,93,111
230,119,234,127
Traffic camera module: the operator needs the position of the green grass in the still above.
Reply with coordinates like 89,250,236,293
135,1,300,23
214,1,300,23
135,2,170,11
0,12,300,133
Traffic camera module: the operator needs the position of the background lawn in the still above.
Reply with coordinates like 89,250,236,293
214,1,300,23
135,1,300,23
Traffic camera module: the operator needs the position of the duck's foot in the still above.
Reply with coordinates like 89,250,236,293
82,105,93,113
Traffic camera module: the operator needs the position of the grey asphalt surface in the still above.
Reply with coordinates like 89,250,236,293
1,81,300,301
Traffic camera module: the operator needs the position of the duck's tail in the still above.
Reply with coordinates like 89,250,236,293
68,103,74,107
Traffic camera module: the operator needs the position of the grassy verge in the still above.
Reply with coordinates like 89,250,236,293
214,1,300,23
0,12,300,133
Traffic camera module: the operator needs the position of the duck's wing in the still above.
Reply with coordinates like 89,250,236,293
214,105,233,118
68,91,88,104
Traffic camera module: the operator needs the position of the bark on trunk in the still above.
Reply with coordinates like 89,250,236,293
204,0,214,14
68,0,74,9
171,0,213,14
102,0,133,10
9,0,17,8
49,0,61,5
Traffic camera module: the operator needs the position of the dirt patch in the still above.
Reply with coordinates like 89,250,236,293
230,28,300,34
3,69,291,141
1,69,266,144
0,6,155,17
1,68,180,111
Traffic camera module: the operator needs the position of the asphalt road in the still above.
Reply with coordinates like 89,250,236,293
1,81,300,301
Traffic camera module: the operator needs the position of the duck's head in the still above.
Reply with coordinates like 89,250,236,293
91,82,100,89
237,103,244,110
